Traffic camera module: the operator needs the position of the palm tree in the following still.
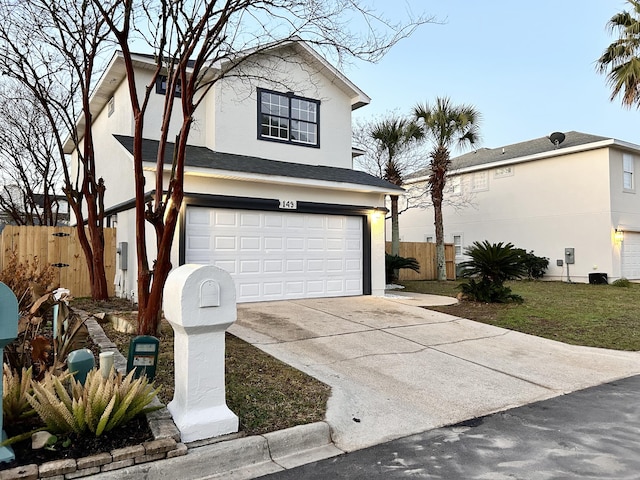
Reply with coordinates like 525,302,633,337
414,97,481,281
597,0,640,108
369,117,422,256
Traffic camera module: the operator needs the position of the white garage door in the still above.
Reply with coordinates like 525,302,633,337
622,232,640,279
184,207,363,302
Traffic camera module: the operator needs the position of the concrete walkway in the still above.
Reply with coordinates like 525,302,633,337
230,294,640,453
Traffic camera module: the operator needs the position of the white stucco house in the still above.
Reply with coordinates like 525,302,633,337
396,131,640,283
66,41,400,303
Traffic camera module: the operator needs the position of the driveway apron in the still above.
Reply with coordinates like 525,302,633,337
229,295,640,452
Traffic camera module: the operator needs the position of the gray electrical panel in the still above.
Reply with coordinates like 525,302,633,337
117,242,128,270
564,248,575,265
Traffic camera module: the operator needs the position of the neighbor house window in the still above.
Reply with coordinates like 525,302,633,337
258,88,320,147
453,234,463,256
447,176,462,194
495,166,513,178
471,171,489,191
156,75,181,97
623,153,634,190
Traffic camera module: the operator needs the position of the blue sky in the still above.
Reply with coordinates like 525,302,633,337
345,1,638,150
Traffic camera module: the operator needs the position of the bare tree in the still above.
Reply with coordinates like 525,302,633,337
0,0,112,299
0,82,64,226
93,0,434,335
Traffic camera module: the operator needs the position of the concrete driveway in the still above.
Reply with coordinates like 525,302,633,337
229,294,640,453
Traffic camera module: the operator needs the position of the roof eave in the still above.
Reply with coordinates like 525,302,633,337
143,162,401,194
405,138,640,184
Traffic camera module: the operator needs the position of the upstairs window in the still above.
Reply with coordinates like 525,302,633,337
623,153,634,191
471,171,489,191
156,75,182,97
258,88,320,147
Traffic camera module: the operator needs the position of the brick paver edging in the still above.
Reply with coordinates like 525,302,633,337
0,312,186,480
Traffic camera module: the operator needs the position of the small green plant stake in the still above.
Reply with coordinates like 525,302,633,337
0,281,18,463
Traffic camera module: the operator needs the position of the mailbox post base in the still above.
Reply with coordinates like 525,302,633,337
167,403,239,443
0,431,15,464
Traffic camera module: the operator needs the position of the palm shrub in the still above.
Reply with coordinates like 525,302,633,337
27,368,160,436
385,254,420,283
458,241,528,303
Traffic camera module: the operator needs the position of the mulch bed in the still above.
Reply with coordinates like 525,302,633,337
1,415,152,470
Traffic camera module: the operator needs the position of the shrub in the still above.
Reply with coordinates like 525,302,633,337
458,241,527,303
2,364,36,425
27,368,160,436
0,249,56,309
385,254,420,284
612,277,631,287
4,291,89,379
513,249,549,280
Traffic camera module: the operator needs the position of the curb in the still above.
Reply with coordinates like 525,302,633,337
88,422,343,479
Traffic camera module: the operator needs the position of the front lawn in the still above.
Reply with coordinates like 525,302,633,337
401,280,640,351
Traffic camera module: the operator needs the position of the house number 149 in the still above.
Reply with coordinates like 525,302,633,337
279,199,297,210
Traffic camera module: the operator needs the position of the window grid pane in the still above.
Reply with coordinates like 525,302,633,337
291,120,317,144
259,90,318,146
261,114,289,140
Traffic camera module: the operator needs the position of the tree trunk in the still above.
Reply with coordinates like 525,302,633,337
434,198,446,281
390,194,400,256
430,147,449,281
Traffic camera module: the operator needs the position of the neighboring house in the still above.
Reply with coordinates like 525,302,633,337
396,131,640,283
65,41,400,303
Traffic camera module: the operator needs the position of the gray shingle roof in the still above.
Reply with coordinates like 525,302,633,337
410,131,611,178
113,135,402,191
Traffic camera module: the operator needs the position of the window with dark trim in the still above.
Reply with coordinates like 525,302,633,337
258,88,320,147
156,75,182,97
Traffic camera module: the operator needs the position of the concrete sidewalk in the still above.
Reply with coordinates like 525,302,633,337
230,294,640,452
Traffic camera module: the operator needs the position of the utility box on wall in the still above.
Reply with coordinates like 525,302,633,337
564,248,575,265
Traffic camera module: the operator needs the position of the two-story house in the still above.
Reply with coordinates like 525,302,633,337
396,131,640,283
66,41,400,303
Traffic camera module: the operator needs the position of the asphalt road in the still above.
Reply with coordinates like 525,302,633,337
258,374,640,479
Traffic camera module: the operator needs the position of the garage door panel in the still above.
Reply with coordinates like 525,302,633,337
286,259,304,273
264,260,284,273
214,236,236,250
215,211,237,226
187,208,210,225
185,207,363,302
240,213,261,227
622,233,640,279
188,235,210,250
213,259,236,273
240,237,261,250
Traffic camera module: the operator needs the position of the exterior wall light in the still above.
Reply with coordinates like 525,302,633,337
614,229,624,243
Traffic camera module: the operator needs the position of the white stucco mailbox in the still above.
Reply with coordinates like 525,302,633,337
163,264,239,442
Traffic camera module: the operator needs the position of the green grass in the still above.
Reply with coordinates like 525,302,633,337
402,280,640,351
73,299,330,436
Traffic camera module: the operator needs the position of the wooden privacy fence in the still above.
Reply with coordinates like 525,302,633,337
386,242,456,281
0,225,116,298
